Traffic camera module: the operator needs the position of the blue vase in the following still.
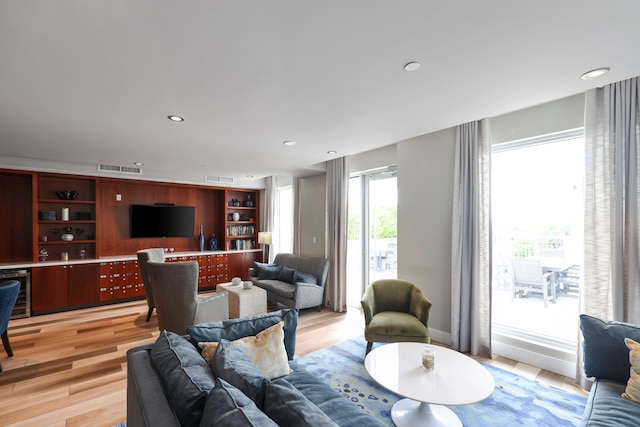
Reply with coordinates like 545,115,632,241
209,234,218,251
198,225,205,251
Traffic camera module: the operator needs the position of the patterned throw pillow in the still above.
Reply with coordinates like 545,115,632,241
623,337,640,403
200,321,291,379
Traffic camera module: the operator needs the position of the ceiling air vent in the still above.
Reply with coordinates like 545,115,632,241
205,175,234,184
98,164,142,175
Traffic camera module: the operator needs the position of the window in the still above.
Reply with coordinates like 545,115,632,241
491,130,583,368
273,186,292,256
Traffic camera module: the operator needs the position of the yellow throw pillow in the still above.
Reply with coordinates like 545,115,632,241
198,321,291,379
232,321,291,379
198,341,220,364
622,337,640,403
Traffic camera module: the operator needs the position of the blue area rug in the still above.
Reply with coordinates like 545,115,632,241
295,336,587,427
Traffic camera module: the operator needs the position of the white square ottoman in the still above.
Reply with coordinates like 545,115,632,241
217,282,267,319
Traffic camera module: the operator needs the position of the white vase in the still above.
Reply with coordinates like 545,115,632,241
232,212,240,221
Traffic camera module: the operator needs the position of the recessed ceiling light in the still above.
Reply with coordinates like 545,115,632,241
283,140,296,146
167,115,184,122
133,162,144,166
581,67,610,80
404,61,420,72
327,150,337,155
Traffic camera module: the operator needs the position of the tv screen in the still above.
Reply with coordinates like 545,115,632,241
130,204,195,238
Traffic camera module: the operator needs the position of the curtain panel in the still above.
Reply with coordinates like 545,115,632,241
263,176,276,263
451,119,492,356
579,76,640,387
292,177,302,256
325,157,349,312
583,77,640,323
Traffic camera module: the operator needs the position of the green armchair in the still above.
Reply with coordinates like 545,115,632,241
361,279,432,355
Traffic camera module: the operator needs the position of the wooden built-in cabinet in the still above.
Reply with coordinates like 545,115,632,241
165,252,230,289
99,260,141,302
0,168,263,316
31,263,99,314
227,251,261,280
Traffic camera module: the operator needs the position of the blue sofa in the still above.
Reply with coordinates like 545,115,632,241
127,309,386,427
579,314,640,426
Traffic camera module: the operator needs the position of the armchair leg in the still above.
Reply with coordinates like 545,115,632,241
146,307,154,322
366,341,373,355
2,330,13,357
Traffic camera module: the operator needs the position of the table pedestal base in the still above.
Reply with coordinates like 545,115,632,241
391,399,462,427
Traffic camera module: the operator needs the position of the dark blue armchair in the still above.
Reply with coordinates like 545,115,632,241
0,280,20,372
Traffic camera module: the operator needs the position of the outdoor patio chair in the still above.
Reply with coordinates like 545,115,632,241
511,259,557,308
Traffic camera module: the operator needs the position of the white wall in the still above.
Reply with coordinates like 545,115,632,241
349,145,397,174
491,94,585,144
299,174,327,258
397,128,457,336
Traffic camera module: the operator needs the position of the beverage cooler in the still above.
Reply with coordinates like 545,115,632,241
1,269,31,318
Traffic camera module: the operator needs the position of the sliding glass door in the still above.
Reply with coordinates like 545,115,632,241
491,130,584,348
347,168,397,308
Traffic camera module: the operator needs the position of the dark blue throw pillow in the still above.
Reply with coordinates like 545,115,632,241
211,340,271,409
264,378,339,427
296,272,317,285
150,331,215,426
580,314,640,383
253,261,282,280
277,267,297,284
200,378,278,427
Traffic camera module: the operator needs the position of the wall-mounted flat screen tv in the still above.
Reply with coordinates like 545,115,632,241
130,204,195,238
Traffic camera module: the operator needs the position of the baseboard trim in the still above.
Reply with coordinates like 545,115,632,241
430,328,577,378
492,339,577,378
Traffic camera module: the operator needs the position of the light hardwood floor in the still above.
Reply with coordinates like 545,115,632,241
0,295,587,426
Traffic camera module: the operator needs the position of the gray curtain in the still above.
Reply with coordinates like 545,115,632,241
325,157,349,312
579,76,640,386
292,177,302,255
263,176,276,263
451,119,492,356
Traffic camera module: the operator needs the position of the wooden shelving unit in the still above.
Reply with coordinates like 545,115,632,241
223,189,259,252
34,174,97,262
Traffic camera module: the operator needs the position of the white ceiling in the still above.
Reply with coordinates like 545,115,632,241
1,1,639,185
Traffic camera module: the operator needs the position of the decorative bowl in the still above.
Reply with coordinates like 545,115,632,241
231,277,242,286
56,190,79,200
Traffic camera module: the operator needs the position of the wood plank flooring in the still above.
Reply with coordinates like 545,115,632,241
0,295,587,426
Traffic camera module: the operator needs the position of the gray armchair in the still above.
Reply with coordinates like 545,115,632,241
137,248,165,322
361,279,432,355
146,260,229,335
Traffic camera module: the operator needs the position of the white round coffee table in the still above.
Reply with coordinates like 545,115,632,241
364,342,495,427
